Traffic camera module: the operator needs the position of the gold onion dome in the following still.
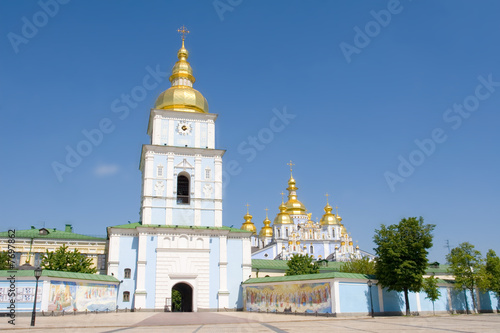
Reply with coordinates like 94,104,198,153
259,210,273,237
154,35,209,113
273,198,292,225
320,200,339,226
284,174,307,215
240,205,256,234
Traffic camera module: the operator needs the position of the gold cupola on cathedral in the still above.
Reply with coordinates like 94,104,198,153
154,26,209,113
284,162,307,215
273,194,293,225
240,204,257,234
259,209,273,237
320,194,340,225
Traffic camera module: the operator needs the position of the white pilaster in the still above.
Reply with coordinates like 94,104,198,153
194,155,202,226
168,119,174,146
152,115,161,145
242,238,252,281
218,235,229,308
214,156,223,227
194,121,201,148
107,234,120,277
207,121,215,149
134,233,148,308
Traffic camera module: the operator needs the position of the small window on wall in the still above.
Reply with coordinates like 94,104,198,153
98,254,106,270
123,291,130,302
157,165,163,177
124,268,131,279
205,168,211,180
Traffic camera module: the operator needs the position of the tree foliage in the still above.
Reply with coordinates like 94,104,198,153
285,254,319,276
422,275,441,315
41,245,97,274
0,251,10,270
477,249,500,299
446,242,483,312
374,216,435,315
171,289,182,312
340,256,376,275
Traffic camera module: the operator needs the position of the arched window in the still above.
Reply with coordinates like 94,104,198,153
285,228,289,237
124,268,131,279
277,229,281,238
123,291,130,302
310,245,314,254
177,174,190,204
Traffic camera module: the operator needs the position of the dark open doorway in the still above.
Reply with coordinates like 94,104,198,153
172,282,193,312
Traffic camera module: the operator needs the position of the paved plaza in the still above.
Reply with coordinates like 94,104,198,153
1,312,499,332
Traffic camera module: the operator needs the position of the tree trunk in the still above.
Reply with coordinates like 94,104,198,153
404,287,410,316
470,287,478,313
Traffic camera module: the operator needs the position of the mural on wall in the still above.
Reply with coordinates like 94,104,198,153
0,285,42,303
48,281,117,312
245,282,332,313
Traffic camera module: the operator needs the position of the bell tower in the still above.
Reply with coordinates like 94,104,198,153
140,26,225,227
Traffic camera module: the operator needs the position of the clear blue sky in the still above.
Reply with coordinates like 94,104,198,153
1,0,499,264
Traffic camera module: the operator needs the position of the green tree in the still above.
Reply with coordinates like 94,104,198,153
0,251,10,270
446,242,482,313
422,274,441,315
340,256,376,275
285,254,319,276
374,216,435,316
477,249,500,299
41,245,97,273
171,289,182,312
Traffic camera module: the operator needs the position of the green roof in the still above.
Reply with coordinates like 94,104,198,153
0,228,106,241
252,259,343,272
244,271,376,284
252,259,451,275
0,269,119,283
109,221,250,233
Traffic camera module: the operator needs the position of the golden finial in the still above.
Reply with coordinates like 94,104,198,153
287,160,295,174
335,206,339,215
245,203,250,214
265,208,269,218
280,191,285,203
177,25,190,42
325,193,330,205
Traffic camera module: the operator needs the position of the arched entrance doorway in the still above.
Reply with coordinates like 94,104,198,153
171,282,193,312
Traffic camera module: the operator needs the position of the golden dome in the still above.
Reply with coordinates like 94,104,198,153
259,211,273,237
240,205,256,234
320,202,340,225
341,224,347,235
273,200,293,225
284,175,307,215
154,39,209,113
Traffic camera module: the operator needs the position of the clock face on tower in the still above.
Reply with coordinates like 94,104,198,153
177,121,192,136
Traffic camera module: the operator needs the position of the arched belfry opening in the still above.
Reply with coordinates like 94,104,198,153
177,173,190,204
171,282,193,312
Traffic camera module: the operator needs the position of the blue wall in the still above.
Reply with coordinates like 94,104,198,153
117,236,138,309
227,238,243,309
209,237,220,309
339,282,380,314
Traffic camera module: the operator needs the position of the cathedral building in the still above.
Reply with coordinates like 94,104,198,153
243,167,368,262
107,28,252,312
